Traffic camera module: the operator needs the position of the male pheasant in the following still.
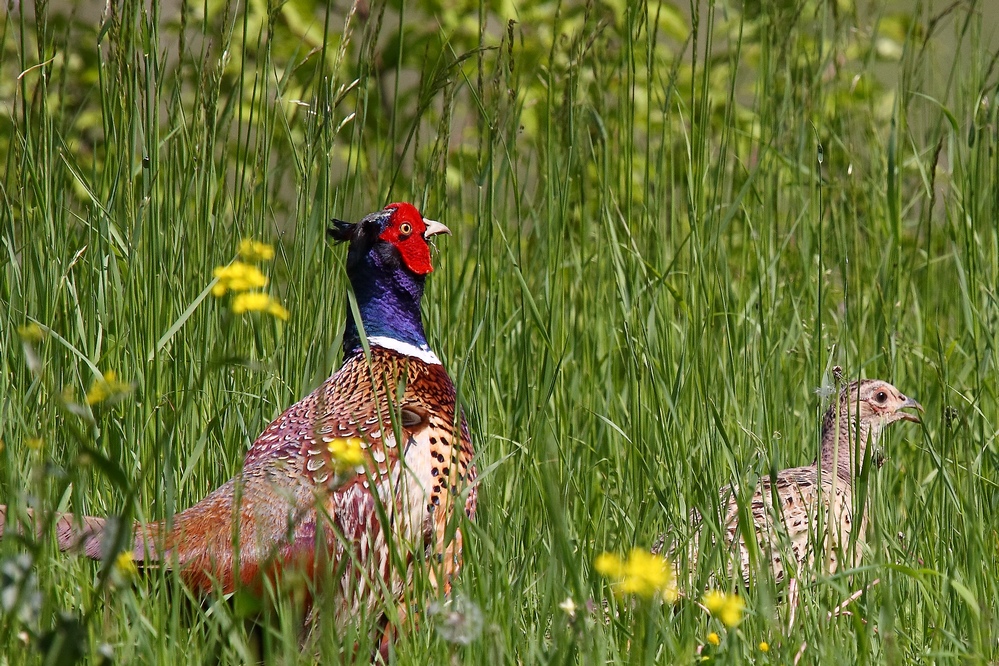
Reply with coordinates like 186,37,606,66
1,202,476,629
655,379,921,583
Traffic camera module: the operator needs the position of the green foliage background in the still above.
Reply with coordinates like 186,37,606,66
1,0,997,662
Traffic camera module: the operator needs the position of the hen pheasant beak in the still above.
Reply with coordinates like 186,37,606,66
898,396,924,423
423,219,451,238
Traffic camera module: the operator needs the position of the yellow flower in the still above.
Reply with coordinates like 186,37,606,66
759,641,769,652
266,301,290,321
238,238,275,262
231,292,290,320
594,552,624,578
595,548,678,602
707,632,720,646
115,551,138,578
86,370,132,405
212,261,268,297
702,590,745,627
327,437,365,471
17,323,44,342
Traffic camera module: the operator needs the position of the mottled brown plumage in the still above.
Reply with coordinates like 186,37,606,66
1,203,477,632
655,379,921,583
125,349,476,602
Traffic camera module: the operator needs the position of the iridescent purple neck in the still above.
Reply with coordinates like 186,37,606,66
342,247,430,357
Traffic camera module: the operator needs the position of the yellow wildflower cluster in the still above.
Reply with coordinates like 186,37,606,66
595,548,678,602
706,632,721,646
702,590,745,627
212,261,268,297
238,238,276,262
327,437,365,471
232,293,290,321
86,370,133,405
212,239,289,321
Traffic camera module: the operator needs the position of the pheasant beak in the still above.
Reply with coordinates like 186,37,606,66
423,219,451,239
898,396,924,423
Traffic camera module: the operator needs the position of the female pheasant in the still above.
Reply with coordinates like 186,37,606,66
656,379,921,583
2,202,476,629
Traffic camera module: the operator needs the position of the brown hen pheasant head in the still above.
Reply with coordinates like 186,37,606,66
327,203,451,357
819,379,922,474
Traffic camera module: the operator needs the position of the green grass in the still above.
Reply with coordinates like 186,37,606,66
2,0,997,663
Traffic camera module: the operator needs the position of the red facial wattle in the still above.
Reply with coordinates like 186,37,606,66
379,202,434,275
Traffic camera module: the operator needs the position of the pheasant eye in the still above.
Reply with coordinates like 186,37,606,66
875,391,888,403
399,222,413,236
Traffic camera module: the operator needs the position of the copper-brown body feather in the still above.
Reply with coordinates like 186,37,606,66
1,203,476,631
44,348,477,612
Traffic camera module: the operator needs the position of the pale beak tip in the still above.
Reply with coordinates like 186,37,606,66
900,396,924,423
423,218,451,238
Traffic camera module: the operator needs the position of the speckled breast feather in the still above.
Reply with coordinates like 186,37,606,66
128,345,477,599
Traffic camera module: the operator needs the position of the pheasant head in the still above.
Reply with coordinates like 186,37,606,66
327,202,450,358
819,378,922,477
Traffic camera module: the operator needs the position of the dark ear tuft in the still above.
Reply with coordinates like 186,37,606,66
327,219,355,243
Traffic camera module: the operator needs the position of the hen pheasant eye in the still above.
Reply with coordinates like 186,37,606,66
876,391,888,403
399,222,413,236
